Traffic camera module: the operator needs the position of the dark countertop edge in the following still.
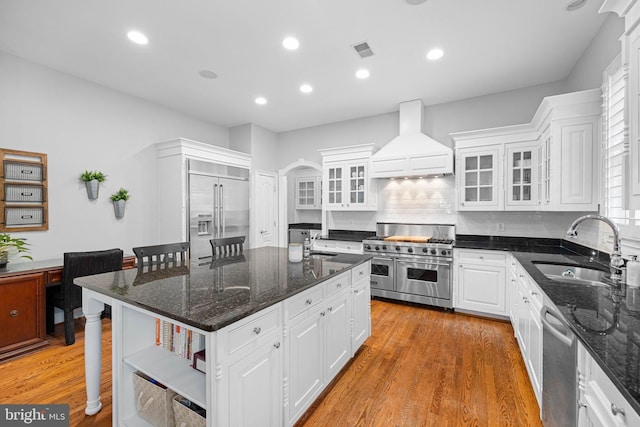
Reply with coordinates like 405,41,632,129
79,254,373,333
288,223,322,230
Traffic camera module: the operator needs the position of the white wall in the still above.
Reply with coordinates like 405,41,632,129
0,51,229,261
565,13,624,92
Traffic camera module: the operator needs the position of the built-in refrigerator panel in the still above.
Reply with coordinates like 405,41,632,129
188,159,250,260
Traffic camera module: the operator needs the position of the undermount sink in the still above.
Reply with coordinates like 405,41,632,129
308,252,337,260
533,262,611,287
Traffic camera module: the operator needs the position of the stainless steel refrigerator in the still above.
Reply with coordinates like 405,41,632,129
188,159,250,260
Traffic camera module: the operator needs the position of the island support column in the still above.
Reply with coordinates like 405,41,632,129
82,290,105,416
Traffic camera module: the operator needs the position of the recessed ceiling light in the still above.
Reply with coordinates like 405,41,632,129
356,69,370,79
300,84,313,94
127,30,148,45
406,0,428,5
282,37,299,50
255,97,267,105
426,48,444,61
198,70,218,79
565,0,587,11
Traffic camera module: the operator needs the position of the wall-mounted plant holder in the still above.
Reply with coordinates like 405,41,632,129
113,200,126,219
81,170,106,200
0,149,48,232
110,188,130,219
85,180,99,200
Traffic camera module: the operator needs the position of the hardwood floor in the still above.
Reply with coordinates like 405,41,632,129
0,299,541,427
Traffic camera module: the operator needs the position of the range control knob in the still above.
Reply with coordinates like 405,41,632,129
374,246,380,251
422,248,429,253
441,250,448,256
364,244,370,250
382,245,387,250
407,248,413,253
395,246,401,251
430,249,437,255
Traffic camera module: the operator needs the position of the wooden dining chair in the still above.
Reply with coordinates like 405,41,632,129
132,241,190,271
210,236,245,258
46,248,123,345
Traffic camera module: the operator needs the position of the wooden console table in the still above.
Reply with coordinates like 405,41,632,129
0,256,135,362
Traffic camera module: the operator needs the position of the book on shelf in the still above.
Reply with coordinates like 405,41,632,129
154,319,204,361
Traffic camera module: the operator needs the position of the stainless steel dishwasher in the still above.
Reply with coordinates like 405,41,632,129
541,305,578,427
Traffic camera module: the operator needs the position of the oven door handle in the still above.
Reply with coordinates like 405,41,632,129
398,260,451,268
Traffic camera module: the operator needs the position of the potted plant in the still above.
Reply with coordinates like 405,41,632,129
81,170,107,200
0,233,32,268
110,187,130,219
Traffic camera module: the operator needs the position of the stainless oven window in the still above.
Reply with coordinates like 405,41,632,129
372,263,390,277
406,267,437,283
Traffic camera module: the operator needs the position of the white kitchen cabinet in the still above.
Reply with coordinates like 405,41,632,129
578,341,640,427
351,262,371,354
457,146,503,211
228,338,283,427
454,249,507,317
451,89,600,212
505,141,538,209
285,268,371,426
319,144,377,211
312,239,363,255
513,261,543,406
295,175,321,210
508,255,519,334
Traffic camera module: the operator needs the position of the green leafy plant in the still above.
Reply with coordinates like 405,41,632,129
80,170,107,182
110,188,130,202
0,233,33,261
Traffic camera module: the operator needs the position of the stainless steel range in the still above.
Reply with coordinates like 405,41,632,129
363,223,454,308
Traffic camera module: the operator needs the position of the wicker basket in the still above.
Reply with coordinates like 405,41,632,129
132,371,176,427
172,395,206,427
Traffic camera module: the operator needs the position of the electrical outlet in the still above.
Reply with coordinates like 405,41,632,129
497,223,505,232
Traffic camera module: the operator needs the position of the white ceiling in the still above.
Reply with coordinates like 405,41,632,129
0,0,608,133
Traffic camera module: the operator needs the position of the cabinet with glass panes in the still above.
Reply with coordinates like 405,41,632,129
505,142,538,209
458,146,502,211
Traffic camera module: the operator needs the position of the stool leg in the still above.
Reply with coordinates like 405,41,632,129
64,309,76,345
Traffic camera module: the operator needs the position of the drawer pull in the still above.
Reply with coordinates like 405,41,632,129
21,170,33,174
305,299,312,305
320,311,326,317
611,403,625,417
21,192,33,196
253,327,261,335
359,271,364,276
337,283,342,288
273,341,281,349
10,310,18,317
531,291,538,296
328,307,333,312
523,297,529,304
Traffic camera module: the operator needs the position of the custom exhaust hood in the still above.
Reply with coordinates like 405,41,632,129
370,99,454,178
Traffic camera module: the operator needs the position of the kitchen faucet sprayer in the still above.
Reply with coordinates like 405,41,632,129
565,214,624,280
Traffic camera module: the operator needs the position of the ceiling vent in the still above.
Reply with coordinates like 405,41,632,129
352,41,374,59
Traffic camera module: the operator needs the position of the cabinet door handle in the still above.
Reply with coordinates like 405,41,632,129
337,283,342,288
328,307,333,312
531,291,538,296
306,299,313,305
253,327,261,334
523,297,529,304
273,342,281,349
611,403,625,417
320,311,326,317
9,310,18,317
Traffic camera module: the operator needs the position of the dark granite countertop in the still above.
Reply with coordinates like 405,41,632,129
288,223,322,230
313,229,376,242
512,250,640,415
74,247,370,332
457,235,640,414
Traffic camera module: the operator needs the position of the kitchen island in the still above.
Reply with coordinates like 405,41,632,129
76,247,371,426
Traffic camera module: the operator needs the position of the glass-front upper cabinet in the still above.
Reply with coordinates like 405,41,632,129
323,162,372,209
458,146,502,211
347,164,366,206
325,165,343,206
506,142,538,210
295,175,321,209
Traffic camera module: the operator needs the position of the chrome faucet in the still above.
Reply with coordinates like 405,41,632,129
566,214,624,280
